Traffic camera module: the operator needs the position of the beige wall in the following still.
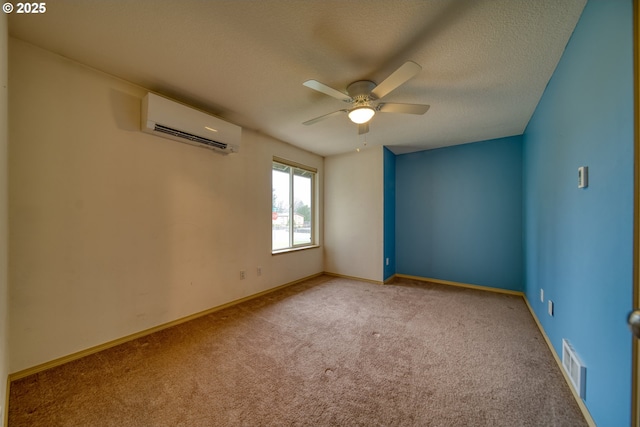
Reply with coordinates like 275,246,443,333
0,13,7,425
324,146,383,282
8,38,323,373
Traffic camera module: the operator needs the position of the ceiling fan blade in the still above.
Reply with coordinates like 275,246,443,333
377,103,430,115
370,61,422,100
303,80,352,102
358,122,369,135
302,109,347,126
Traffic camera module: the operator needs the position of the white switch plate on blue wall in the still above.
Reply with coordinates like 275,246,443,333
578,166,588,188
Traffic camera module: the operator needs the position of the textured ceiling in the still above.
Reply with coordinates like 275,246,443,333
8,0,586,157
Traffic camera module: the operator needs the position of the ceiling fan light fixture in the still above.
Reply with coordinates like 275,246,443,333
348,106,375,124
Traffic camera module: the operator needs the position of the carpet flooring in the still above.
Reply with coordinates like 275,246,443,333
8,275,588,426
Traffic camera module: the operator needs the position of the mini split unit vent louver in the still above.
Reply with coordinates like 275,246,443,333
141,93,241,154
562,339,586,399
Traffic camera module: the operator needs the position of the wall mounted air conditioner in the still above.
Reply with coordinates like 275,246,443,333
141,93,241,154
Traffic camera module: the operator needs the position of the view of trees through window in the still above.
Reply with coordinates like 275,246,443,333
272,160,314,251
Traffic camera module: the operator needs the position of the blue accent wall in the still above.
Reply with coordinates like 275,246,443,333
396,136,523,291
523,1,634,425
385,1,633,423
383,147,396,281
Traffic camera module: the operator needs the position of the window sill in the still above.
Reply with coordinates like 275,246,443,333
272,245,320,256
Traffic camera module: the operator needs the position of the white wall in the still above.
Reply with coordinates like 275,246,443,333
0,13,8,425
8,38,323,373
324,146,383,282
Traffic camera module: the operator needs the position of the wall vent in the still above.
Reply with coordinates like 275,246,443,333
562,339,586,399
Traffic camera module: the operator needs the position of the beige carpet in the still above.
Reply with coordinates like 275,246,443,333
8,275,587,426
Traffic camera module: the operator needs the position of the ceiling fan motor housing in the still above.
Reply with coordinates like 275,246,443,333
347,80,377,103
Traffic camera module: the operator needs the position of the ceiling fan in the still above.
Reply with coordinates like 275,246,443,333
302,61,430,135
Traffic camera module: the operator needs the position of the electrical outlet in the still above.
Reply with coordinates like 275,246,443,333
540,289,544,302
257,267,262,276
386,258,389,266
240,270,245,280
548,300,554,316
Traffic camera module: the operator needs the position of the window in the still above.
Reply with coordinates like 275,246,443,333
272,158,316,252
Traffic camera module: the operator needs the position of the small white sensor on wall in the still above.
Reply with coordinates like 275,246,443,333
578,166,588,188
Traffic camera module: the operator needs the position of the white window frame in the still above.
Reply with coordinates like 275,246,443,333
272,157,317,254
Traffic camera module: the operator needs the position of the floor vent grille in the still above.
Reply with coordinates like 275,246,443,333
562,339,586,399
